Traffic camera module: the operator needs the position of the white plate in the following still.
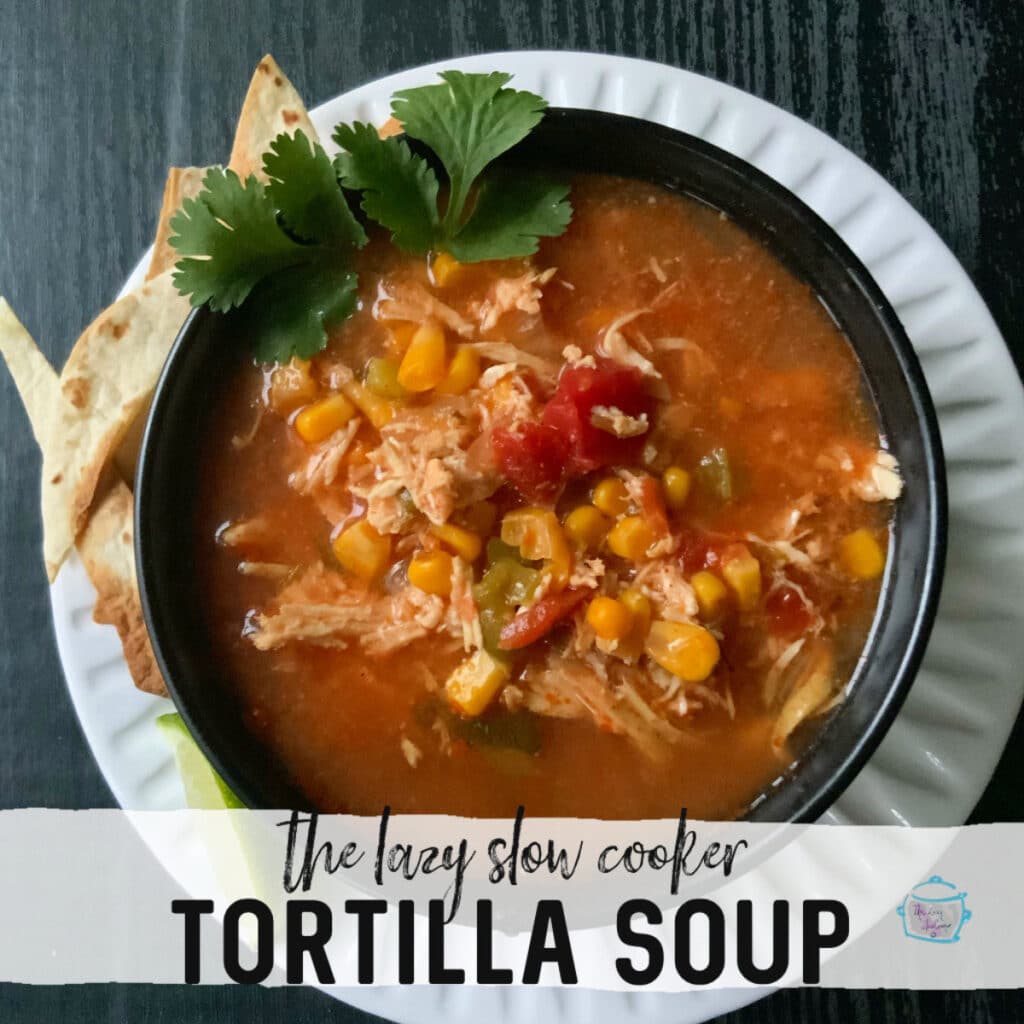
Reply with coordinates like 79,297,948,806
49,51,1024,1023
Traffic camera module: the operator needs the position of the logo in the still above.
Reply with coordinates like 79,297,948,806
897,875,972,943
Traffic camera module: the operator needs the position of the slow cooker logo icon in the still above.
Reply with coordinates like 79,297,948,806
897,875,972,943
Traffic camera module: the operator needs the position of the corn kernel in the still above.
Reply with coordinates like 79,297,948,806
691,570,728,620
501,508,572,582
431,522,483,562
586,596,634,642
268,357,318,416
607,515,658,562
432,252,462,288
645,620,721,682
342,379,394,429
293,393,357,444
333,520,392,583
620,589,652,624
408,550,454,596
618,588,653,658
398,320,447,392
563,506,610,551
592,477,631,517
840,528,885,580
722,550,762,611
435,345,482,395
386,321,418,356
364,357,407,400
662,467,692,511
445,649,510,717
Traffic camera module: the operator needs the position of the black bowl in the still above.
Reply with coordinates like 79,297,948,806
136,108,947,821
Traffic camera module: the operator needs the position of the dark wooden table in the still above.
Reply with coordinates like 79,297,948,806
1,1,1022,1020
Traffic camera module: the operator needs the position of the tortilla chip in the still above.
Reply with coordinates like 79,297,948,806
229,55,319,180
378,116,403,139
0,299,61,451
78,479,167,697
1,301,168,696
112,403,148,487
147,166,211,282
43,271,189,580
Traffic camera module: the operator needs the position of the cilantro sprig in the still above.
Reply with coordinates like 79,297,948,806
169,130,365,362
333,71,572,262
170,71,573,364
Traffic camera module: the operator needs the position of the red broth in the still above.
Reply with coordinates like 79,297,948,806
194,175,896,819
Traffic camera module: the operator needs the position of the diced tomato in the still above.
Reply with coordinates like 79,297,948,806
497,588,588,650
492,422,570,502
765,584,815,638
677,529,719,573
493,359,656,500
637,475,670,542
542,359,653,474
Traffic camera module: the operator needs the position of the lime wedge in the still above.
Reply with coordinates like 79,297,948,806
156,713,245,809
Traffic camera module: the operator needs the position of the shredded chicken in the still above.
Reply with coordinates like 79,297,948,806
598,309,661,379
218,516,275,550
376,285,475,337
469,342,559,388
562,344,596,369
648,663,735,719
448,556,483,652
249,566,457,655
479,362,518,388
474,267,556,332
519,650,680,756
590,405,649,438
569,558,605,590
350,409,499,530
475,370,540,427
362,587,449,656
237,561,293,581
762,638,806,707
769,639,836,751
288,419,360,495
401,736,423,768
431,717,454,756
632,559,699,622
853,449,903,501
231,403,265,450
746,532,816,570
321,360,355,390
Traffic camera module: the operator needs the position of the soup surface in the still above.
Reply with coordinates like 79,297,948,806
195,174,901,819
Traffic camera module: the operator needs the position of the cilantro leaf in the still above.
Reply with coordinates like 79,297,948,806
263,130,367,248
332,122,440,254
243,260,359,363
332,71,571,262
450,174,572,262
391,71,547,232
170,152,367,362
169,168,309,312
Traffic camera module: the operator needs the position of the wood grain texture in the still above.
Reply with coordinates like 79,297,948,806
0,0,1022,1021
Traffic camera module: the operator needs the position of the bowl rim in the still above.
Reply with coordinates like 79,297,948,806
135,106,947,822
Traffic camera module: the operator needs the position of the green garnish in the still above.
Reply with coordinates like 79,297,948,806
416,700,542,757
170,71,573,364
697,447,734,501
334,71,572,262
263,131,367,248
169,130,366,362
332,121,441,254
